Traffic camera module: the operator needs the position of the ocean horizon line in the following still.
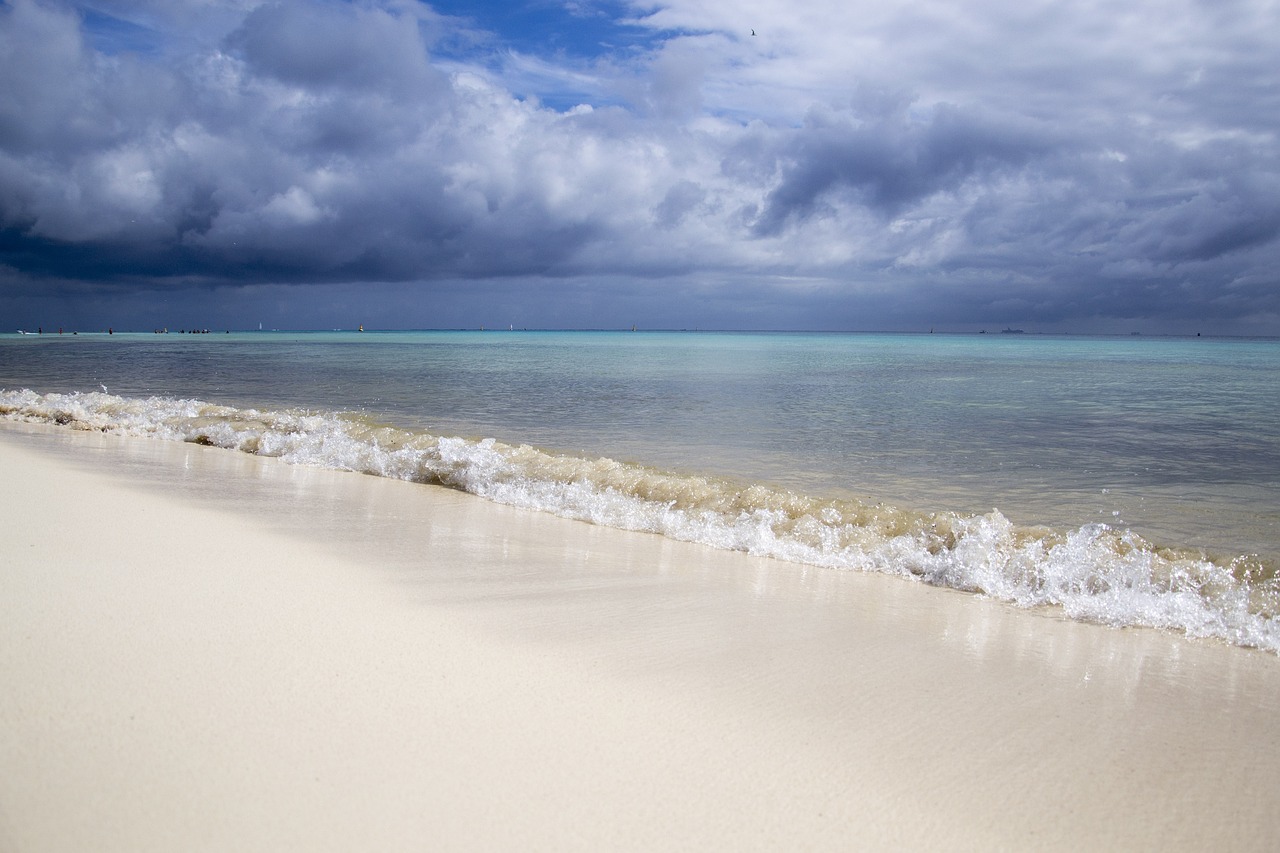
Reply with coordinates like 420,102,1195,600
10,327,1279,341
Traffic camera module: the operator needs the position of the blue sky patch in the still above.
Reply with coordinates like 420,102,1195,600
427,0,662,62
79,7,162,56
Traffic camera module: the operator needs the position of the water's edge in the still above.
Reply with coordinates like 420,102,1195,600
4,388,1277,654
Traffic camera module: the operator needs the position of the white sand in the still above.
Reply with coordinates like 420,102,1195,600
3,423,1280,851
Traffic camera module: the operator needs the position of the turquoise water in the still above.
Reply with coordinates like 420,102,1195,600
4,330,1279,649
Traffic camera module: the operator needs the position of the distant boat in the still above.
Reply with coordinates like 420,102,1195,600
1001,327,1025,334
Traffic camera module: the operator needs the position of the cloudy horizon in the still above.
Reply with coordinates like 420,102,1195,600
2,0,1278,333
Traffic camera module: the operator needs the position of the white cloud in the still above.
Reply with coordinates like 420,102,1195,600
261,186,328,225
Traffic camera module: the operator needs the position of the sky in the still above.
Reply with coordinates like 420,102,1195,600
1,0,1278,333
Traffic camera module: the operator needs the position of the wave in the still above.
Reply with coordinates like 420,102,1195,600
4,388,1278,653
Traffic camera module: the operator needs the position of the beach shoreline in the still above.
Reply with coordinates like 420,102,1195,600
3,422,1280,851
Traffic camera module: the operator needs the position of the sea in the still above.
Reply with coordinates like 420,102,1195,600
3,329,1278,652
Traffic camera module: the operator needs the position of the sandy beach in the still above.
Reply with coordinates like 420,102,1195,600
3,422,1280,851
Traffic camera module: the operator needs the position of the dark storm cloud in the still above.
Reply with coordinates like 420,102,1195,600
750,102,1052,236
1,0,1279,332
0,0,616,288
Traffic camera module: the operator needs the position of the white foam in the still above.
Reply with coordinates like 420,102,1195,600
4,389,1277,652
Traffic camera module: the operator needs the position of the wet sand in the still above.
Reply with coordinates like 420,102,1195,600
3,423,1279,851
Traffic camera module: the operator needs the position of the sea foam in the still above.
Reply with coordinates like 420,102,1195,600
4,388,1278,653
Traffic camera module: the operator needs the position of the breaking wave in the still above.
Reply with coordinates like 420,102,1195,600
4,388,1278,653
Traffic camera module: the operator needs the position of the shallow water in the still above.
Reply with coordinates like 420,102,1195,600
4,330,1279,650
